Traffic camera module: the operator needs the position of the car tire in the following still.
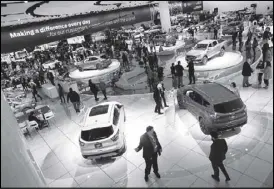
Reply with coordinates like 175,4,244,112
177,96,185,109
219,48,225,56
82,155,88,159
199,117,210,135
202,56,208,65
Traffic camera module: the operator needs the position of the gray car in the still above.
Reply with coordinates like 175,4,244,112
177,82,247,134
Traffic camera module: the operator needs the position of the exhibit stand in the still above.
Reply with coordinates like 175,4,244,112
58,81,79,93
41,83,59,99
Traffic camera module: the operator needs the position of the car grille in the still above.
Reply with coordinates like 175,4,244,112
186,55,196,60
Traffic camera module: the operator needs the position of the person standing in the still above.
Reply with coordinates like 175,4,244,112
153,87,163,115
213,27,218,39
135,126,162,182
256,60,265,87
263,61,272,89
67,88,81,113
242,60,253,87
88,79,99,101
170,63,176,88
209,131,230,182
245,39,252,60
157,81,169,108
252,37,258,62
99,79,107,100
31,83,43,102
175,61,184,88
57,83,66,103
232,28,238,47
238,29,243,44
187,60,195,84
262,43,272,63
47,71,55,86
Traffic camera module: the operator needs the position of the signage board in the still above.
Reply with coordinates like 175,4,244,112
182,1,203,14
1,5,151,53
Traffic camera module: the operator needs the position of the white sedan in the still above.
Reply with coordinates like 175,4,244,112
76,54,108,69
42,60,62,70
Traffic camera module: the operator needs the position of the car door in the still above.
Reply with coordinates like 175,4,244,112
188,91,205,117
207,43,215,58
184,90,196,113
115,104,125,136
212,41,219,56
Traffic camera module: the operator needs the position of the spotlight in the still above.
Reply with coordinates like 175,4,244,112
24,1,28,3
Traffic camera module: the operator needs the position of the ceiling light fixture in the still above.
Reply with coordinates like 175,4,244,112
24,1,28,3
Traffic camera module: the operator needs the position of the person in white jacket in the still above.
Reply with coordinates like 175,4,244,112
263,61,272,89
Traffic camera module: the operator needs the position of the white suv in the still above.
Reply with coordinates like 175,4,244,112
79,101,126,159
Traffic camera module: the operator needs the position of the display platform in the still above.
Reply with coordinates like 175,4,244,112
69,59,121,84
41,83,59,99
147,40,185,56
175,51,243,72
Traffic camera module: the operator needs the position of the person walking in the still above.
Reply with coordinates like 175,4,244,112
175,61,184,88
67,88,81,113
135,126,162,182
263,61,272,89
262,43,272,63
209,131,230,182
153,87,163,115
242,60,253,87
31,83,43,102
187,60,195,84
99,79,107,100
57,83,66,103
88,79,99,101
170,63,176,88
157,81,169,108
47,71,55,86
256,60,265,87
252,37,258,62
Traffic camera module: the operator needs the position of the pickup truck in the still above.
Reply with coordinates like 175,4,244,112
185,39,227,65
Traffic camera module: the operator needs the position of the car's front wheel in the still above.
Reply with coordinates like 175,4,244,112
219,48,225,56
199,117,210,135
202,56,208,65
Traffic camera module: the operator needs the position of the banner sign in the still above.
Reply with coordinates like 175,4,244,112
182,1,203,14
1,5,151,53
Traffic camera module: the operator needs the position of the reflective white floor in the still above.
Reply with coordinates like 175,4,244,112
24,80,273,188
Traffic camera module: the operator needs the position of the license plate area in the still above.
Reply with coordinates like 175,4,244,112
95,143,102,148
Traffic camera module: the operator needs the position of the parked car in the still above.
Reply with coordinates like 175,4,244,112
79,101,126,159
153,34,176,46
222,21,242,35
177,82,247,134
42,60,62,70
185,39,227,64
77,54,108,70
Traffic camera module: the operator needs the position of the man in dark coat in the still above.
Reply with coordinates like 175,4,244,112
213,27,218,39
57,83,66,103
242,61,253,87
209,131,230,182
31,83,43,102
88,79,99,101
174,61,184,88
47,71,55,86
187,60,195,84
153,87,163,114
67,88,81,113
135,126,162,182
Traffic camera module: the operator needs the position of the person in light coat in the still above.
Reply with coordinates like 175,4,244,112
263,61,272,89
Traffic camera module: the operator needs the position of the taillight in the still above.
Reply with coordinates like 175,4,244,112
111,129,119,141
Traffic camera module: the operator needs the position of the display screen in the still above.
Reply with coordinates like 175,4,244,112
1,5,152,53
182,1,203,14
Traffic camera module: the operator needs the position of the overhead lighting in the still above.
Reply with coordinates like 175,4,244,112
24,1,28,3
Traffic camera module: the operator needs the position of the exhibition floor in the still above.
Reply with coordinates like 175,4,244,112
24,78,273,187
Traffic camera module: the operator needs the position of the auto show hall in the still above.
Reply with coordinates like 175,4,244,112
24,77,273,188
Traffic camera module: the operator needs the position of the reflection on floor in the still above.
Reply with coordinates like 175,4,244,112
24,82,273,188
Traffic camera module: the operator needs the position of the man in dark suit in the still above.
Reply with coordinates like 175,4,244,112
153,87,163,114
135,126,162,182
209,131,230,182
187,60,195,84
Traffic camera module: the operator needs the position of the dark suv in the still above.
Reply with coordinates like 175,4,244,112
177,82,247,134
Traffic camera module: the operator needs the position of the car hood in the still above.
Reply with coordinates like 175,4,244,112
186,49,205,57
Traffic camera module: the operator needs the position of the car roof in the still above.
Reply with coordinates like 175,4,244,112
192,83,238,104
81,102,118,131
197,40,216,44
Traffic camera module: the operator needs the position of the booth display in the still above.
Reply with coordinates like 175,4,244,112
58,80,79,93
41,83,59,99
69,59,121,84
147,40,185,56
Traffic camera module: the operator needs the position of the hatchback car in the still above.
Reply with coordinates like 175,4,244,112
79,101,126,159
177,82,247,134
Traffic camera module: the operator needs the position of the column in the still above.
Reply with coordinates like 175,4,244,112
159,1,171,33
1,91,46,187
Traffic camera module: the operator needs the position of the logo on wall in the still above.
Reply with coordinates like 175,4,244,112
182,1,203,14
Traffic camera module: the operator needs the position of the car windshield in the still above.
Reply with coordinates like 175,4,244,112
89,105,109,116
195,44,208,50
81,126,114,141
214,99,244,113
